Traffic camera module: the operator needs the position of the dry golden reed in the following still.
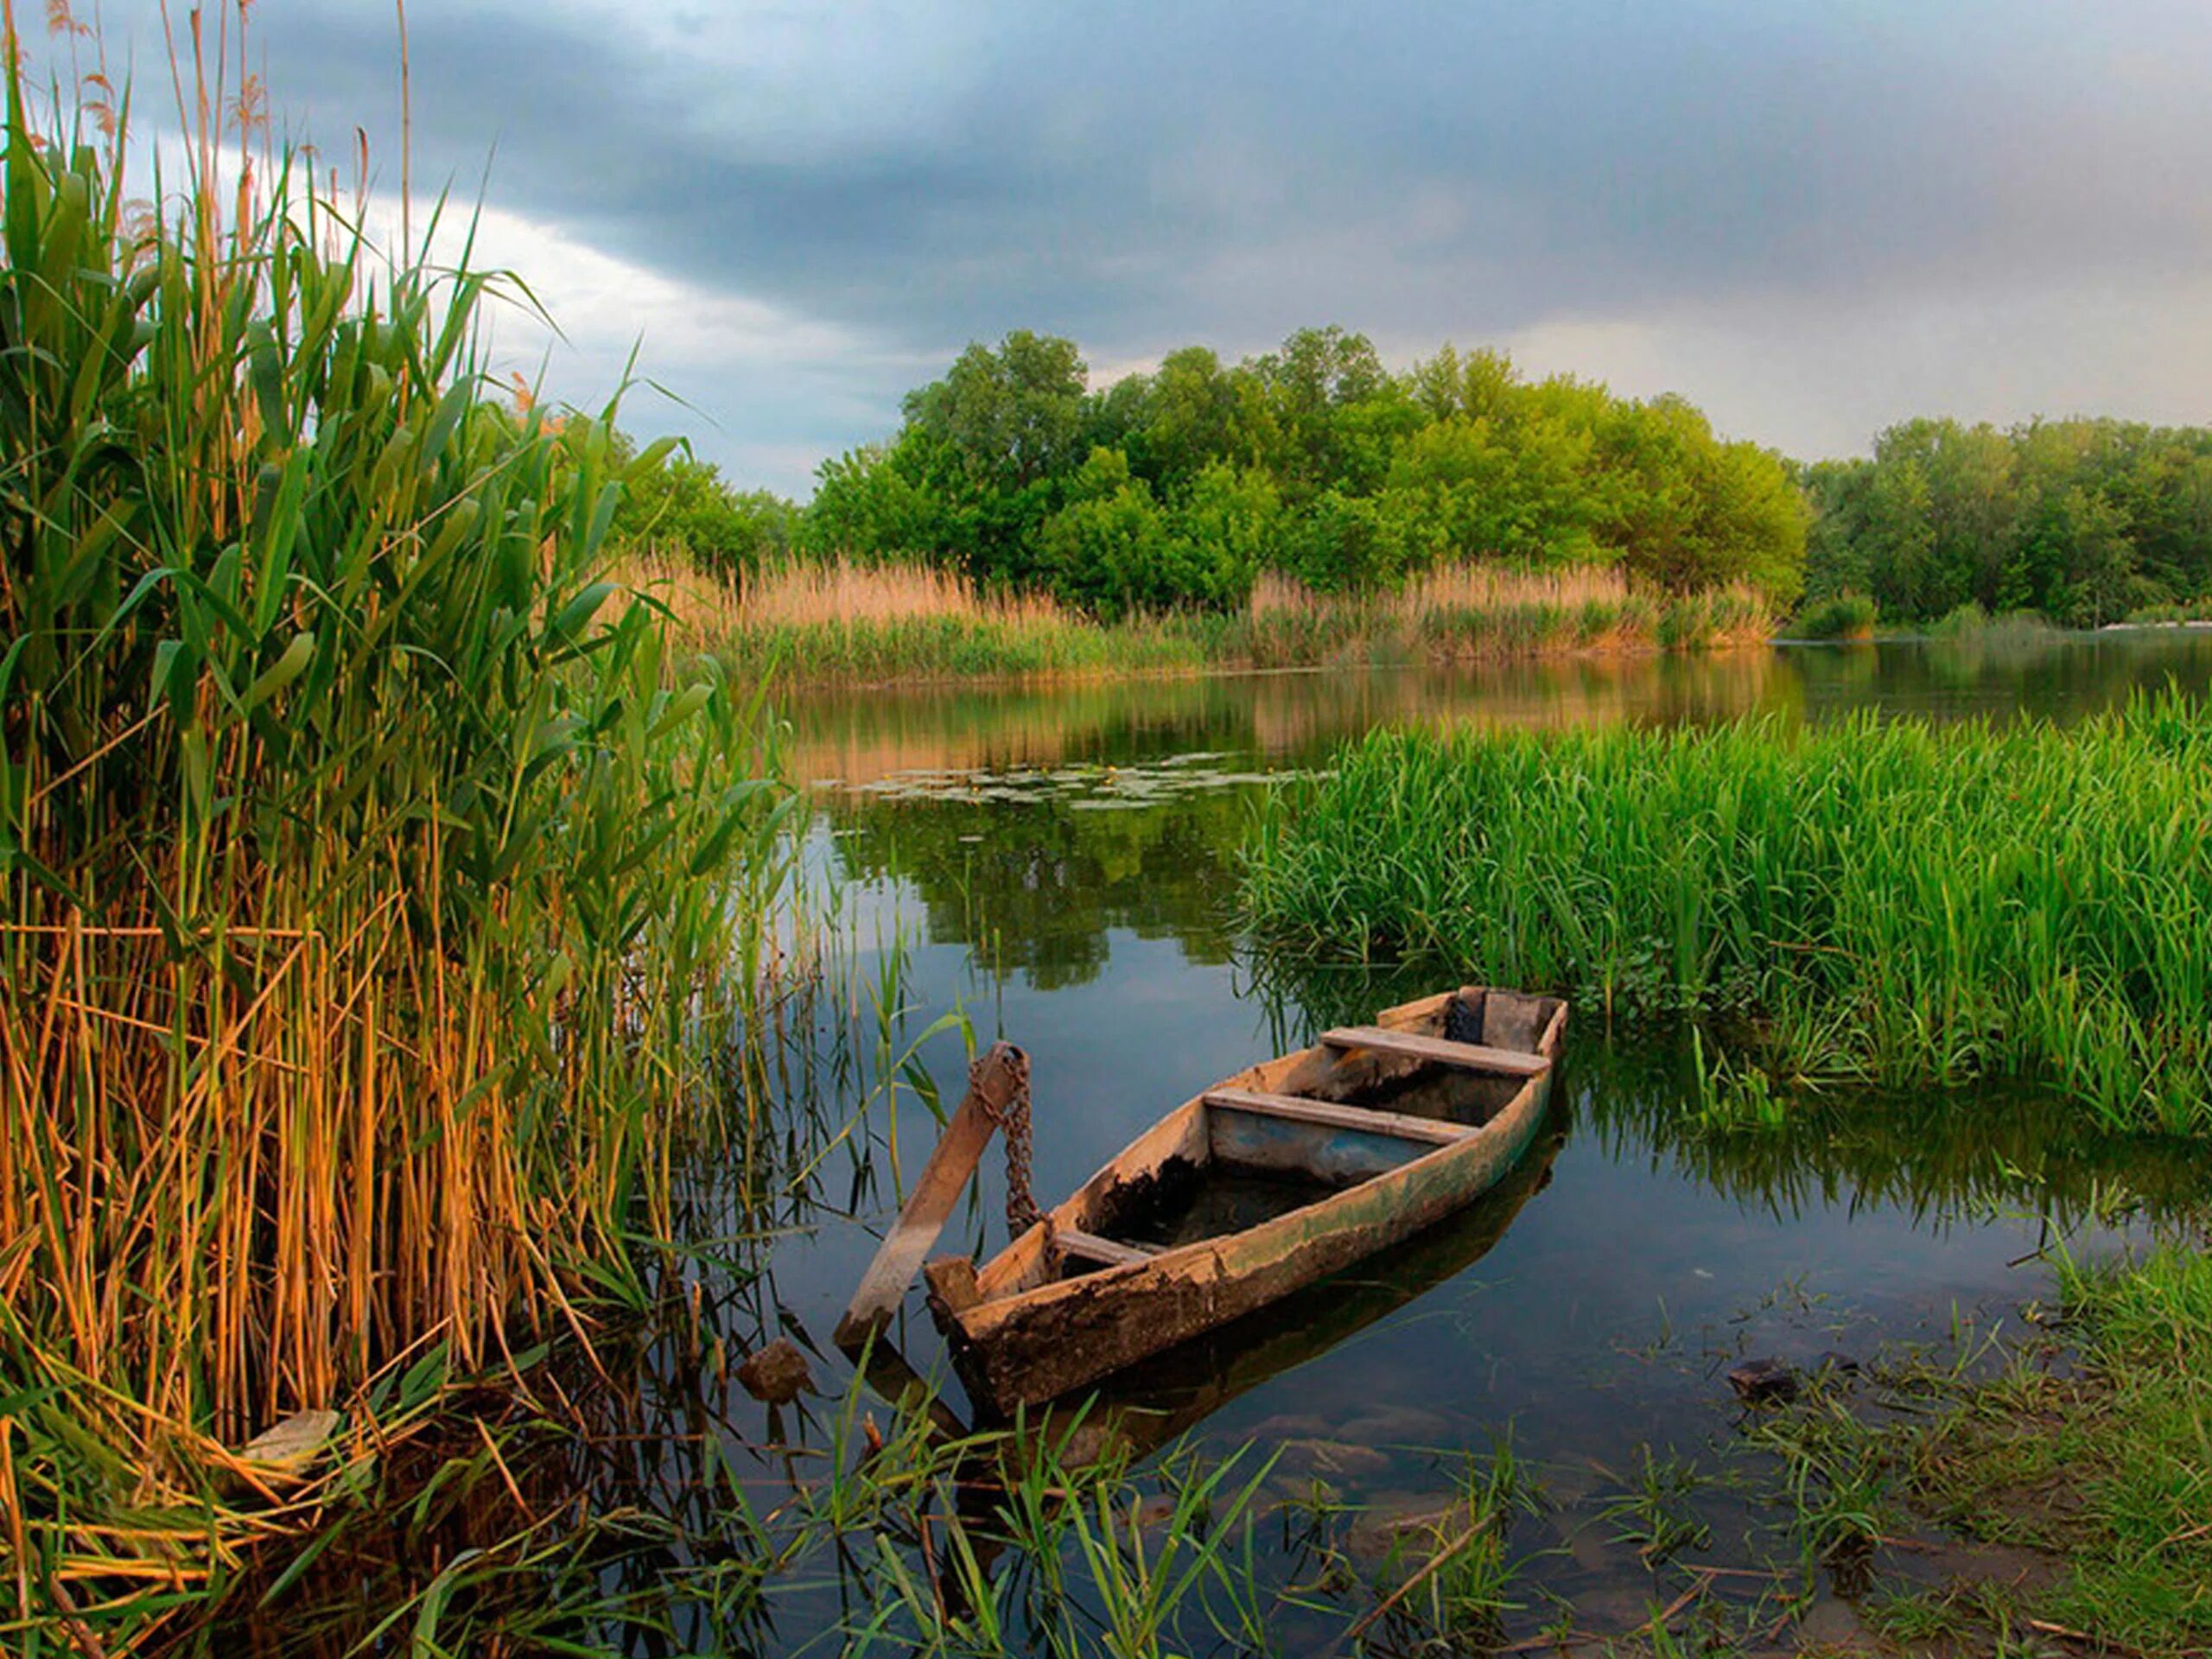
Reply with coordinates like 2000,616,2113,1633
0,6,795,1645
741,556,1071,629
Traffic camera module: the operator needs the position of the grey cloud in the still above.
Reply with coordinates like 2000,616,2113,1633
77,1,2212,481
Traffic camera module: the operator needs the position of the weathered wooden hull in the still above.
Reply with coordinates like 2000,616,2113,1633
926,987,1567,1417
1036,1108,1569,1467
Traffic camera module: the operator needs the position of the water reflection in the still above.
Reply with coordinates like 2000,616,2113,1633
826,766,1252,988
804,632,2212,997
788,629,2212,791
226,992,2210,1655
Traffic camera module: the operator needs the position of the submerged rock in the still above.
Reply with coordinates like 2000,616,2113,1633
736,1337,813,1405
1726,1357,1798,1403
1274,1436,1394,1479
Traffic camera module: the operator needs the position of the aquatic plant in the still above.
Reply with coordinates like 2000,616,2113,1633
1759,1246,2212,1654
1243,691,2212,1135
0,5,798,1643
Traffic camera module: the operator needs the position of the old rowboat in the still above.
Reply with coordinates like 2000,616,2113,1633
918,985,1567,1417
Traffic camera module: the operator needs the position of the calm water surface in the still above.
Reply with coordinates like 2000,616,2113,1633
677,630,2212,1644
238,633,2206,1650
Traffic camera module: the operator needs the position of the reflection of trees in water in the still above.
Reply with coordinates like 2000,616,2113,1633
786,649,1804,789
829,785,1251,988
1246,647,1791,753
1580,1042,2212,1232
785,673,1255,786
784,633,2212,795
1791,631,2212,724
800,651,1817,993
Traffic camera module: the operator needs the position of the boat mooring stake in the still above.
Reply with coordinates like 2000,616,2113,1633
833,1040,1035,1352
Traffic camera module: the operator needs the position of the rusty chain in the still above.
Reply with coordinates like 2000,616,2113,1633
975,1044,1041,1236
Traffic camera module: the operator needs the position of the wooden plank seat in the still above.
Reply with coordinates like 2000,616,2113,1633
1319,1026,1551,1078
1203,1087,1471,1146
1056,1229,1158,1268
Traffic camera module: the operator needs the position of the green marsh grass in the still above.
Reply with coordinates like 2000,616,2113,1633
0,6,804,1643
1747,1249,2212,1653
1926,601,2061,646
1897,1246,2212,1650
1245,692,2212,1135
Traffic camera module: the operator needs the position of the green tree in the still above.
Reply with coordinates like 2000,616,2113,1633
609,434,792,587
801,442,950,563
1125,345,1242,488
796,324,1815,611
1037,448,1174,619
906,330,1089,493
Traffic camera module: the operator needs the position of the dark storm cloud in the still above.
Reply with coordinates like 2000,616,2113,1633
77,1,2212,480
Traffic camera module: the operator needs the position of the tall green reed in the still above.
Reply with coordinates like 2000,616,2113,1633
1243,693,2212,1135
0,3,797,1642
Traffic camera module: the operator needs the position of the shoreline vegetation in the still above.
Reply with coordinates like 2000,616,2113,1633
1769,1244,2212,1656
621,552,1776,688
0,10,804,1648
1243,691,2212,1137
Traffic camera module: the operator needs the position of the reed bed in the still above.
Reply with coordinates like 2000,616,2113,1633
1243,692,2212,1135
1251,562,1769,652
747,555,1068,629
707,558,1774,688
0,9,798,1645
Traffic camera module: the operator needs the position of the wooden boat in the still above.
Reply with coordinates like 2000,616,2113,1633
914,985,1567,1417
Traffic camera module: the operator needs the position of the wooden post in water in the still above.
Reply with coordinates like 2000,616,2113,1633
834,1041,1029,1354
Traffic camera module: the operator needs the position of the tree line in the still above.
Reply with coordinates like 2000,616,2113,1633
613,330,2212,631
796,327,1807,618
1797,417,2212,626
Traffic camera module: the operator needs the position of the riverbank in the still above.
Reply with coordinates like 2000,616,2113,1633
623,552,1775,688
1778,1243,2212,1653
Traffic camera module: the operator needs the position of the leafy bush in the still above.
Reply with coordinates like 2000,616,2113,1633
1795,592,1878,639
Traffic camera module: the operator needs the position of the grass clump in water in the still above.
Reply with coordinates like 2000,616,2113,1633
1895,1246,2212,1651
1927,600,2059,645
1243,692,2212,1135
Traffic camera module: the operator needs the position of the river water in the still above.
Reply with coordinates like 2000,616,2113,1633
660,628,2206,1647
242,631,2212,1653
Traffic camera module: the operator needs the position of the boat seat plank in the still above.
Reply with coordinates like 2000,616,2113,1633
1319,1026,1549,1077
1057,1229,1158,1268
1204,1088,1471,1146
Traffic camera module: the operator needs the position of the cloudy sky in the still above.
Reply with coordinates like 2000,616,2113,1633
73,1,2212,493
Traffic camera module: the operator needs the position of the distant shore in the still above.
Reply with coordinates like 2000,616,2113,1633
623,552,1777,690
